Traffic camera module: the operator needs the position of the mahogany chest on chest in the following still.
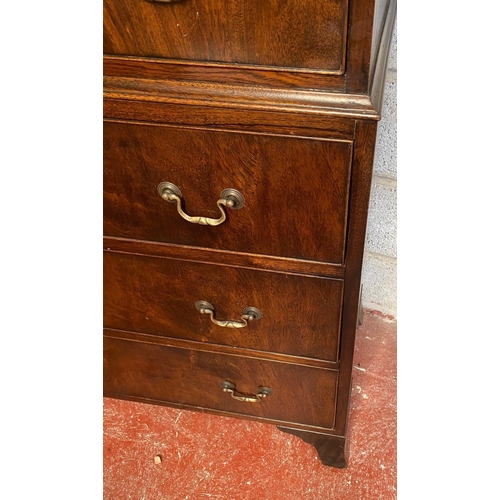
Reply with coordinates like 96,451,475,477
103,0,396,467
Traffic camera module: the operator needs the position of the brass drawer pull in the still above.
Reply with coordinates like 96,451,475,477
220,381,272,403
158,182,244,226
195,300,262,329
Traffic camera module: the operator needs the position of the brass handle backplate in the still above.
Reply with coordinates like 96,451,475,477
195,301,262,329
158,182,244,226
220,381,273,403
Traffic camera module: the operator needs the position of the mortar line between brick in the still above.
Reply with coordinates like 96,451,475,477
372,174,397,188
364,250,397,264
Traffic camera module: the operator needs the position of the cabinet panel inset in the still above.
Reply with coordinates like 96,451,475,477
104,336,338,428
104,0,347,72
104,252,344,361
104,121,352,264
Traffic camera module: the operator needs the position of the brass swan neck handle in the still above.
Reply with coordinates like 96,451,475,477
158,182,244,226
219,381,273,403
195,301,262,329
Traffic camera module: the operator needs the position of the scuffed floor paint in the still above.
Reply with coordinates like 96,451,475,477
104,311,396,499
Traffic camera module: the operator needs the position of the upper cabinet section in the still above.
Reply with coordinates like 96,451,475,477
104,0,396,97
104,0,348,73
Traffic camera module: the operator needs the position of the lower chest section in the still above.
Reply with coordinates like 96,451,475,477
103,98,375,467
104,335,338,430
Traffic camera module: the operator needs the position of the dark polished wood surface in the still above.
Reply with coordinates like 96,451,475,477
103,58,348,92
103,102,364,137
277,426,350,468
104,251,344,361
334,119,378,436
103,0,382,93
104,237,346,279
104,0,347,71
103,77,380,120
104,121,352,263
104,328,340,370
104,336,338,429
103,0,397,468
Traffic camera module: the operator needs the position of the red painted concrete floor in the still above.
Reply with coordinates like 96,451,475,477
103,310,396,499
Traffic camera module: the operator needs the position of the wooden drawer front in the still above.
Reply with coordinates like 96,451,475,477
104,0,347,72
104,336,337,429
104,122,352,264
104,252,343,362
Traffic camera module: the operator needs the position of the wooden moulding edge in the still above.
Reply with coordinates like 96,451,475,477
103,328,341,371
103,237,346,280
103,76,380,120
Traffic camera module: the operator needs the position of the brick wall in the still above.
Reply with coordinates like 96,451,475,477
362,18,397,316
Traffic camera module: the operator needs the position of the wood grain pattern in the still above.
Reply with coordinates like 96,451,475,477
102,0,397,468
103,76,379,119
104,0,347,71
103,56,349,91
104,121,352,263
103,236,346,278
104,327,339,369
334,119,378,436
104,0,392,94
104,336,338,428
103,102,362,139
344,0,377,93
104,252,344,361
